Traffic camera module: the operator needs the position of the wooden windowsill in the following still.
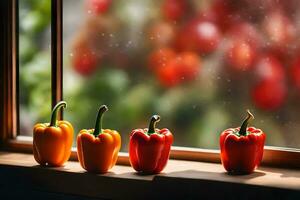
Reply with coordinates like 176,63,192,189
0,151,299,199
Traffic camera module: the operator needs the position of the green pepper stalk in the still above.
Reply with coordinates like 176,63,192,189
239,110,254,136
148,115,161,135
50,101,67,127
93,105,109,137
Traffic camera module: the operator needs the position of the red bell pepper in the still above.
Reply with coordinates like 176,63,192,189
129,115,173,174
220,110,266,174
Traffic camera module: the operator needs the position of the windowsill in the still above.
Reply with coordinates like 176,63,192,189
0,151,299,199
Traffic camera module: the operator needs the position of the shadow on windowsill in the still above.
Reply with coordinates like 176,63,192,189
155,169,266,182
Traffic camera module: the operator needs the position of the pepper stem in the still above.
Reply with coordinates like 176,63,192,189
148,115,161,135
239,110,254,136
93,105,108,137
49,101,67,127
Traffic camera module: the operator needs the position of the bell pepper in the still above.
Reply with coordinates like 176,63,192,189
77,105,121,173
129,115,173,174
33,101,74,167
220,110,266,174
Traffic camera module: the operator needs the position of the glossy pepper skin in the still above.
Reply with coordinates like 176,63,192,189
33,101,74,167
220,110,266,174
77,105,121,173
129,115,173,174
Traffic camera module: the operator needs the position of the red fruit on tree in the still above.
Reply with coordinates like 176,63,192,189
176,51,201,81
262,9,296,49
227,22,262,50
262,9,296,60
148,48,176,71
201,0,233,32
176,19,221,54
251,80,287,111
225,22,261,71
155,51,201,87
161,0,188,21
226,39,256,71
86,0,112,15
254,54,285,82
192,20,221,54
251,54,286,111
156,62,181,88
72,47,98,76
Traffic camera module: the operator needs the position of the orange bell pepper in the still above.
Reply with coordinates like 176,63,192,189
33,101,74,167
77,105,121,173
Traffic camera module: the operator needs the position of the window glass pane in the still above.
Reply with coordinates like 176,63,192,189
19,0,51,135
62,0,299,151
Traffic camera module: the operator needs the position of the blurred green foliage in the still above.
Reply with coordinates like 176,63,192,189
19,0,51,134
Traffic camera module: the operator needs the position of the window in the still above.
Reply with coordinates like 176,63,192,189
19,0,51,135
1,0,298,167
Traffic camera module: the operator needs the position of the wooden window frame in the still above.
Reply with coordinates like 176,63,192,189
0,0,299,169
